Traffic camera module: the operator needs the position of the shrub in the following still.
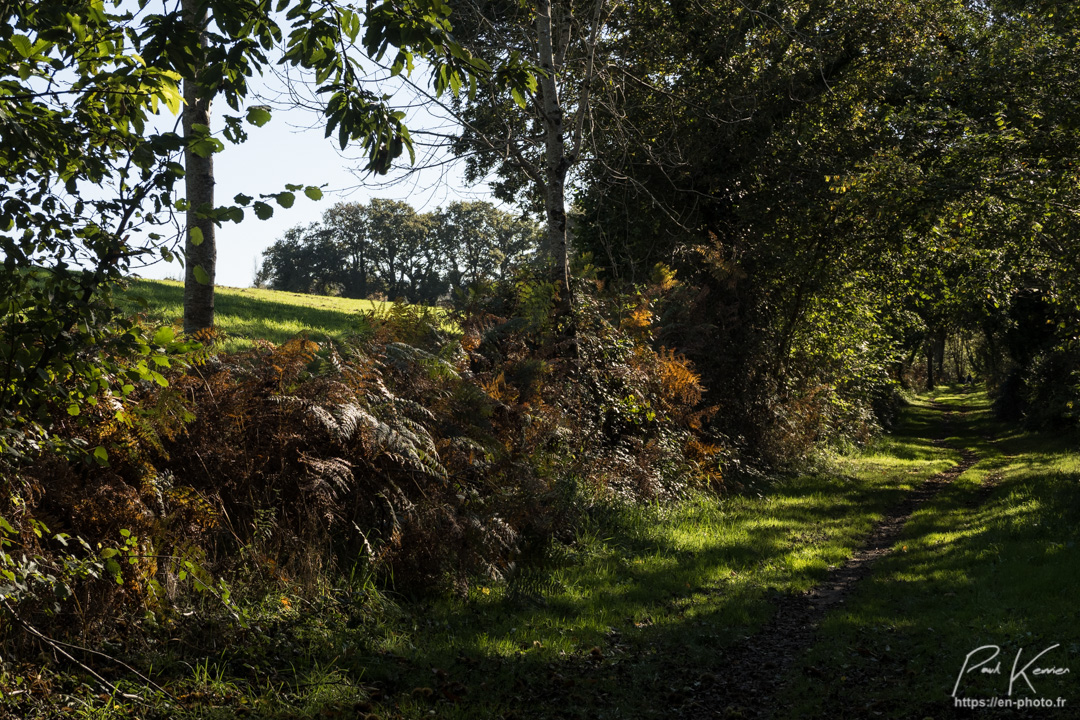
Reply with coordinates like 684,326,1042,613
2,280,727,646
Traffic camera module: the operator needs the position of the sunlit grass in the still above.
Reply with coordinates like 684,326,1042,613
302,412,958,719
115,277,443,353
775,388,1080,719
18,387,1078,719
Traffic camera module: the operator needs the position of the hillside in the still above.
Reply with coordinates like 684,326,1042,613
116,278,412,351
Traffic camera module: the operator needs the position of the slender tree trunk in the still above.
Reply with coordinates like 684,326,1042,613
926,340,935,390
953,334,963,381
182,0,216,334
536,0,572,310
936,328,946,379
359,251,368,298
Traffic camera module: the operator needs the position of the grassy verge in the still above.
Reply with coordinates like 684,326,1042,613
1,392,962,719
115,278,407,352
7,389,1071,719
775,388,1080,718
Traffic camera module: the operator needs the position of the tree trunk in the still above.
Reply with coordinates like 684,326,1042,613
182,0,216,335
936,328,947,380
536,0,572,310
926,341,935,390
953,334,963,381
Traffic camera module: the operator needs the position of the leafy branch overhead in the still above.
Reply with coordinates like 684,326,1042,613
0,0,538,432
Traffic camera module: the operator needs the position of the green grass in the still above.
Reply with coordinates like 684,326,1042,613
775,388,1080,718
6,388,1077,719
86,391,956,719
368,440,947,720
116,278,410,352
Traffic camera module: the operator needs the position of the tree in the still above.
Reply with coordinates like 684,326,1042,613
323,202,371,298
362,198,435,300
565,0,1013,460
256,199,539,301
442,0,612,310
180,0,216,334
0,0,533,458
141,0,531,332
254,223,344,294
434,200,540,291
0,0,188,456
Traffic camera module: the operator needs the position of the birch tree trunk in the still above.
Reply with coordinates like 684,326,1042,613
535,0,572,310
182,0,216,334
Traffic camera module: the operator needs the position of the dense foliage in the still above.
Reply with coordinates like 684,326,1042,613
3,0,1080,712
1,283,721,642
255,199,541,302
558,0,1080,452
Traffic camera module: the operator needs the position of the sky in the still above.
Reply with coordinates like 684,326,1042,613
135,68,492,289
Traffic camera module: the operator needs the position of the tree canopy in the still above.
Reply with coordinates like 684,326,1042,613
255,199,540,302
0,0,530,455
4,0,1080,462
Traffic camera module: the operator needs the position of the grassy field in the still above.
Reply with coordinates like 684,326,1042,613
116,278,408,352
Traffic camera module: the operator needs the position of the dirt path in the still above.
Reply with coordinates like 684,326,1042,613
677,406,980,719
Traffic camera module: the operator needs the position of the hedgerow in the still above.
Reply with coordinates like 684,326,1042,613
0,277,725,651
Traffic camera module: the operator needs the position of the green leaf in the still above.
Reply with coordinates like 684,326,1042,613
158,77,183,115
67,404,80,416
511,87,527,109
93,446,109,465
105,558,122,583
152,327,175,346
304,186,323,201
193,265,211,285
275,192,295,209
190,136,224,158
189,226,204,246
246,106,272,127
253,201,274,220
10,35,33,58
233,193,252,205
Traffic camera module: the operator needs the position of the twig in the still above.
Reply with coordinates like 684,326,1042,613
1,599,175,703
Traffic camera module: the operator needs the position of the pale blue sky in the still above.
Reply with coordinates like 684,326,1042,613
132,26,494,289
136,101,489,288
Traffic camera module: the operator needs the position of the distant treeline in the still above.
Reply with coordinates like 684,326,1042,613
255,199,541,303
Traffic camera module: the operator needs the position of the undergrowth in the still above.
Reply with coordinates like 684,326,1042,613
0,387,957,720
0,273,726,707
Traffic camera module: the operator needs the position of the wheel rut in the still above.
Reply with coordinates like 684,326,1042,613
678,414,981,720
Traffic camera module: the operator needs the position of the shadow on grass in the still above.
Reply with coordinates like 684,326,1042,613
343,393,1080,720
772,392,1080,719
117,279,372,348
136,397,963,719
